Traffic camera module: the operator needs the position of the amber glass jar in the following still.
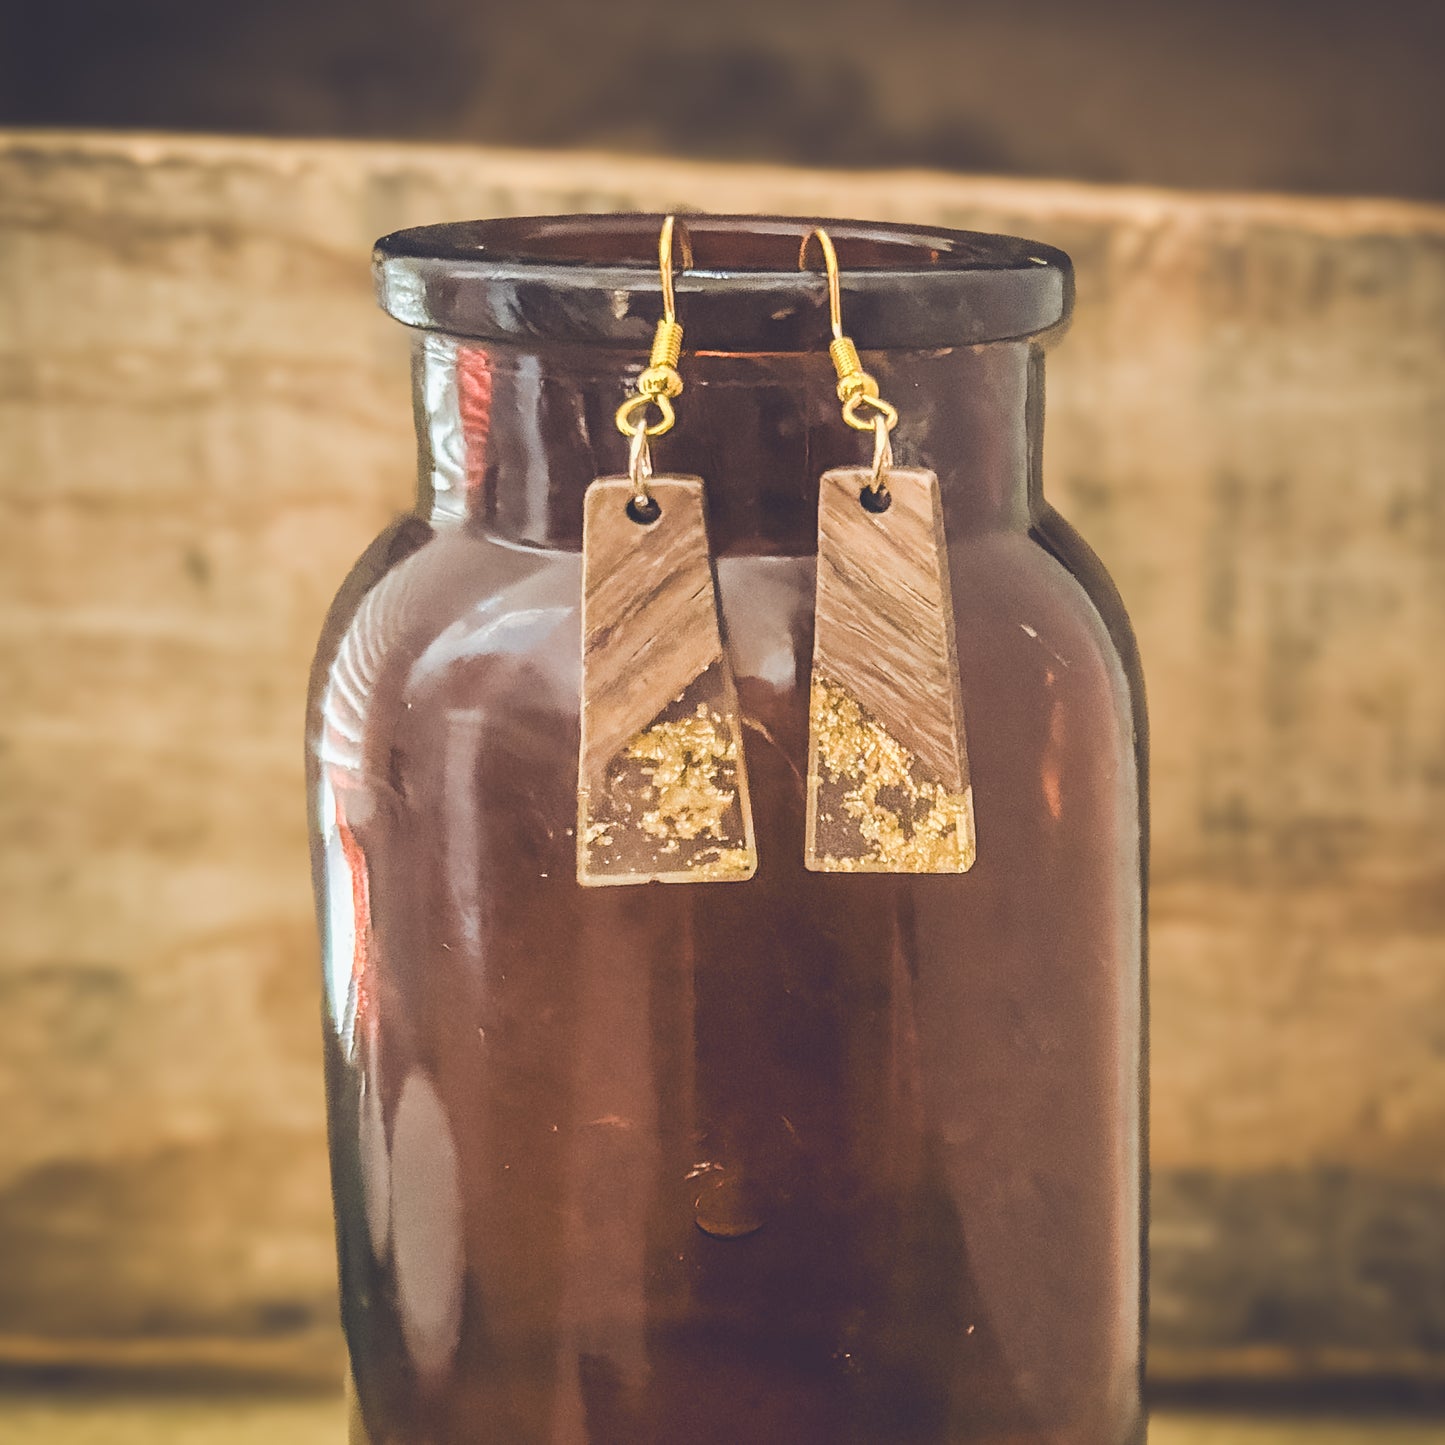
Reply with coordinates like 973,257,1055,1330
309,215,1146,1445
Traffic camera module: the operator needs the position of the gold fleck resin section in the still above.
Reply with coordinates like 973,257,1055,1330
579,669,757,886
806,675,976,873
630,705,741,844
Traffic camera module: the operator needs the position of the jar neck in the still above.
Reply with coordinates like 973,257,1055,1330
413,337,1041,553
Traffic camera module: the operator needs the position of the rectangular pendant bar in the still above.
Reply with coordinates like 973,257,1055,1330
578,476,757,887
806,466,976,874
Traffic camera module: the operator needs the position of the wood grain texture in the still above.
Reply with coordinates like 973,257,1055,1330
1,130,1444,1385
806,466,975,872
578,476,756,885
580,478,727,789
812,468,968,792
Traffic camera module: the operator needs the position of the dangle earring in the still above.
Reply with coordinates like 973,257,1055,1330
801,228,976,874
576,217,757,887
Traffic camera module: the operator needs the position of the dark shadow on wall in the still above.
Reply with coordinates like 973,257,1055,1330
2,0,1443,199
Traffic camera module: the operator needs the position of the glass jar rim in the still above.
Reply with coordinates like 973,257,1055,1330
374,213,1072,352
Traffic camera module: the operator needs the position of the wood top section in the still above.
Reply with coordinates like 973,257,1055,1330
580,477,724,789
811,466,969,794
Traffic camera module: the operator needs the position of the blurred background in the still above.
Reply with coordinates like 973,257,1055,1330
4,0,1445,198
1,0,1444,1441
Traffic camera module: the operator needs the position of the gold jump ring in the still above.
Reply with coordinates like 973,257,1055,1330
615,392,675,438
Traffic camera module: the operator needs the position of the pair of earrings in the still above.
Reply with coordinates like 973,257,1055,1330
577,218,976,887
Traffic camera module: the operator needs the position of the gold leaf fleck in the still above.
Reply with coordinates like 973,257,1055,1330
809,676,975,873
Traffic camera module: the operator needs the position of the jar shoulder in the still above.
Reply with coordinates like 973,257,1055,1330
306,514,1144,770
1030,502,1146,737
947,511,1145,753
307,522,573,738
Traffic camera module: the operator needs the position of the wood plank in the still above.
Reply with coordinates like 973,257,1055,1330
1,130,1443,1384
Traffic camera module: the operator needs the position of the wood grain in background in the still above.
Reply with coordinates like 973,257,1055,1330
1,131,1443,1388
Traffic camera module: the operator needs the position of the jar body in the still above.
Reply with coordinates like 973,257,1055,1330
311,256,1145,1445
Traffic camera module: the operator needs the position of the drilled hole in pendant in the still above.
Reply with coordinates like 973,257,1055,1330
860,486,892,514
627,496,662,525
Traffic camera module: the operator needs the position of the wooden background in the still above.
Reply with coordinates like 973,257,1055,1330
1,131,1443,1392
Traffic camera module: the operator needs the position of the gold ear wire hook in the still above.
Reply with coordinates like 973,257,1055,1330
800,226,898,494
658,214,694,326
798,228,844,342
616,216,692,447
615,216,694,501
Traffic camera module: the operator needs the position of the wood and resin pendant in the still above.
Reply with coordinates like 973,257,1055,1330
578,475,757,886
805,465,976,873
